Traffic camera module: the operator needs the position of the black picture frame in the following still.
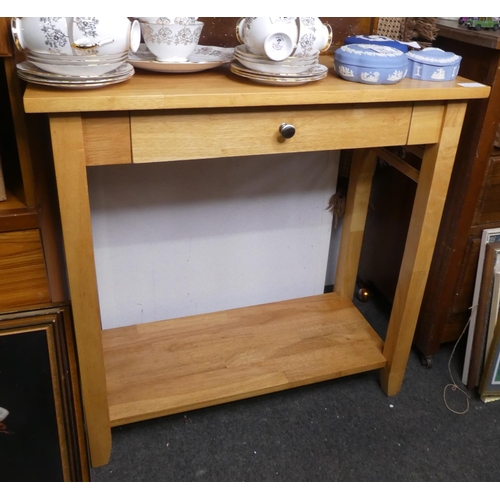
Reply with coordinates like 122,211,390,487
0,304,89,481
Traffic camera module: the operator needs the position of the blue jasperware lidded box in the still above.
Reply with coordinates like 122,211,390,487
333,43,408,85
406,47,461,81
343,34,409,53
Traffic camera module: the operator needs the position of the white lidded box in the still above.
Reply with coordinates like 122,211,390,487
333,43,408,85
406,47,461,81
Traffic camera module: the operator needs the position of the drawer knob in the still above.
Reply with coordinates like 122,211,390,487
279,123,296,139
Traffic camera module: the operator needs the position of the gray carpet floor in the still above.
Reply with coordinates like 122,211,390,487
91,291,500,482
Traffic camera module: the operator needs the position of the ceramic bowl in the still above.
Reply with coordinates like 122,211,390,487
11,17,140,56
236,17,298,60
140,21,204,62
293,17,332,58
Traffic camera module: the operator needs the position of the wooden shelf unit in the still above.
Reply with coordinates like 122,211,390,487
0,17,67,304
23,58,489,467
0,17,89,480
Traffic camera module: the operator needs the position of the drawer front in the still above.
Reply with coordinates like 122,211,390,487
475,155,500,225
0,229,50,310
131,104,413,163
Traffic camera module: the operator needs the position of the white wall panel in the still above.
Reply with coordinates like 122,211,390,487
88,151,339,329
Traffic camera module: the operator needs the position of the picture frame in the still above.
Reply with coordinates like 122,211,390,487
0,152,6,202
479,314,500,402
462,228,500,385
466,241,500,389
486,270,500,362
0,304,89,482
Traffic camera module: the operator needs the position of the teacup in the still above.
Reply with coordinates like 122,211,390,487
12,17,74,54
72,17,141,55
137,17,198,25
292,17,332,58
140,21,204,62
236,17,299,61
11,17,140,56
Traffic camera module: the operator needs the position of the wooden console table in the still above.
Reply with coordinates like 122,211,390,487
23,58,489,467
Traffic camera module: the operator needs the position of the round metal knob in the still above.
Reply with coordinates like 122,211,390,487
279,123,296,139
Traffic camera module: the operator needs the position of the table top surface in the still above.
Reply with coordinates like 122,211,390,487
23,54,491,114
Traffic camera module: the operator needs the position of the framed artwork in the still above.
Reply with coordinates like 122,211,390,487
485,270,500,362
479,317,500,402
462,228,500,385
0,153,6,201
0,305,89,482
466,242,500,389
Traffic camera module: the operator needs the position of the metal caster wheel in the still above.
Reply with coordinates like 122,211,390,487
420,354,433,369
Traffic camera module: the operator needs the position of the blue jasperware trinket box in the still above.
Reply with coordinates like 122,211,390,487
343,34,409,53
333,43,408,85
406,47,461,81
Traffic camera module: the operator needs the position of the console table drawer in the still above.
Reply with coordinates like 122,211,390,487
130,104,413,163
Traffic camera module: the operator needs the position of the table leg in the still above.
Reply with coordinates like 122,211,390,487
380,102,467,396
49,114,111,467
335,148,377,299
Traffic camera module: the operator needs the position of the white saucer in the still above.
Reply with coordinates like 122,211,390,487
17,62,135,88
230,60,328,86
128,43,234,73
18,61,133,80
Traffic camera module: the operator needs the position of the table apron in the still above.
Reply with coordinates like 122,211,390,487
81,102,446,167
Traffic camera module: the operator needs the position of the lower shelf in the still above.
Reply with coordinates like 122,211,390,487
102,292,386,426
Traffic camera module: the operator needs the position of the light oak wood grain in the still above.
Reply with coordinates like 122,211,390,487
82,112,132,166
335,149,378,300
380,102,468,395
102,293,385,426
49,114,111,467
23,59,490,114
0,229,50,310
407,103,446,145
131,104,412,163
374,147,420,183
24,68,489,466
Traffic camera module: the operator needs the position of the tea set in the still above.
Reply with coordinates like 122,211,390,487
10,17,462,89
11,17,140,87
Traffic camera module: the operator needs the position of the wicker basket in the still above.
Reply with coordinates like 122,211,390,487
376,17,439,48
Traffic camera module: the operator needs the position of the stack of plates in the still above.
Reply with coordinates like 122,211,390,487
17,50,134,88
17,61,134,89
231,44,328,85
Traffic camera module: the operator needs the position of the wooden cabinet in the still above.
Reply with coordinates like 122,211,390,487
413,21,500,365
0,18,88,480
0,17,67,306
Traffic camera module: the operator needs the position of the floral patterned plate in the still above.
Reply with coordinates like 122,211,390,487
128,43,235,73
